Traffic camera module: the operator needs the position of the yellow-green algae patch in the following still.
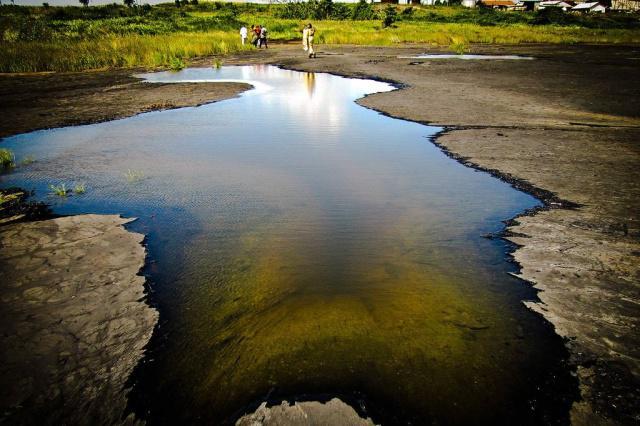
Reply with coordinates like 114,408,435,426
151,203,556,423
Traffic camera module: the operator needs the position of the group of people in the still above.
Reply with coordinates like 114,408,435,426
239,23,317,59
240,25,268,49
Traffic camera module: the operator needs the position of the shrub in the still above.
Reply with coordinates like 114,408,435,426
382,5,397,28
352,0,376,21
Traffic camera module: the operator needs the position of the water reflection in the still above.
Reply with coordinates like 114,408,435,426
0,66,575,425
305,72,316,98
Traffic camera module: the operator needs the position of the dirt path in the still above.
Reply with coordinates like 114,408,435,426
1,44,639,424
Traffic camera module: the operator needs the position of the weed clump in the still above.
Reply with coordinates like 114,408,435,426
125,169,144,182
169,56,185,71
0,149,15,169
49,183,68,196
74,183,86,194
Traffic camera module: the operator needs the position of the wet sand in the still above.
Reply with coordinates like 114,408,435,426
0,69,251,139
0,44,639,424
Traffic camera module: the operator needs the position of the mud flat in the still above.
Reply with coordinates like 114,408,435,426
0,68,251,138
236,398,375,426
0,214,158,424
237,44,640,424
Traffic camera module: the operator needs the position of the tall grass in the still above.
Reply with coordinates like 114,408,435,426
314,21,640,45
1,4,639,73
0,31,250,72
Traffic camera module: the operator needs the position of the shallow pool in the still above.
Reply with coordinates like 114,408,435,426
0,65,575,424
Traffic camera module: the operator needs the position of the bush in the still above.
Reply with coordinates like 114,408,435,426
276,0,355,21
382,5,397,28
352,0,376,21
400,6,414,19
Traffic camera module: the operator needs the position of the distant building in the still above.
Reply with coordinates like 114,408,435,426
481,0,517,8
571,1,607,11
539,0,576,10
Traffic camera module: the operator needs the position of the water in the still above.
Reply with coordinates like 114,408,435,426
0,65,575,424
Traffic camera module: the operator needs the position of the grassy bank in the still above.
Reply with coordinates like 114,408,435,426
1,31,248,72
1,2,639,72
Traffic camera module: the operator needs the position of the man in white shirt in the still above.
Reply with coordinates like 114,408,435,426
240,26,247,45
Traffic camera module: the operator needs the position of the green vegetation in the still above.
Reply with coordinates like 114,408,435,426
20,155,35,165
450,38,468,55
169,56,186,70
0,2,638,72
49,183,68,196
213,57,222,68
74,183,86,194
125,169,144,182
0,148,15,169
382,4,398,29
0,190,15,206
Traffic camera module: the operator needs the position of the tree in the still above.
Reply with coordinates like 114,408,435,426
79,0,89,6
124,0,135,7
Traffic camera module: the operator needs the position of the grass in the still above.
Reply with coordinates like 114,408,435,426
49,183,68,196
74,183,86,194
0,32,249,72
0,148,15,169
0,4,638,73
20,155,35,165
213,58,222,69
125,169,144,182
450,38,468,55
0,191,16,206
169,56,186,71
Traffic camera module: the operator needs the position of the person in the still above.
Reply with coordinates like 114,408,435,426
302,25,309,52
250,25,257,46
253,25,262,48
306,23,316,59
259,25,268,49
240,25,247,45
